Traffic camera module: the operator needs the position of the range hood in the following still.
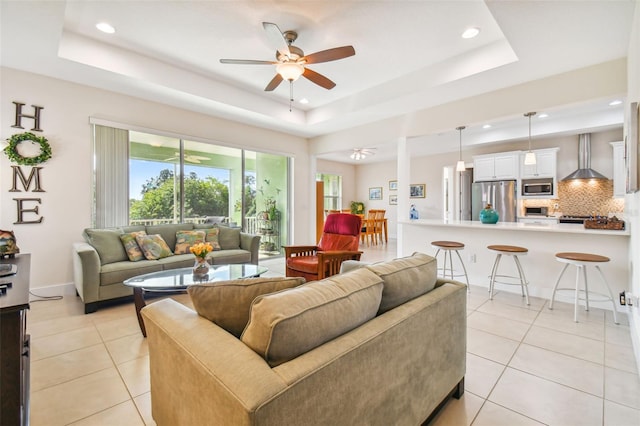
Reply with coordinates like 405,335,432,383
561,134,608,181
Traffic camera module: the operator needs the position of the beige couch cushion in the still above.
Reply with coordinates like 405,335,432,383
84,228,127,265
366,252,437,314
187,277,305,337
241,268,383,367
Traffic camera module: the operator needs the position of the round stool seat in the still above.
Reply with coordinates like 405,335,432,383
555,252,610,263
431,241,465,249
488,245,528,254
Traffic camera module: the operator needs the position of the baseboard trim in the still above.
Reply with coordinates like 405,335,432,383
30,282,76,298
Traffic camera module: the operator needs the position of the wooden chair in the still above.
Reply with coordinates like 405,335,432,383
372,209,386,245
360,210,378,246
284,213,363,281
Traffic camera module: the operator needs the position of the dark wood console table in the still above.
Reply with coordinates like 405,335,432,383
1,254,31,426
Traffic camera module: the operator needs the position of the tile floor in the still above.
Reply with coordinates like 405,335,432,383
28,241,640,425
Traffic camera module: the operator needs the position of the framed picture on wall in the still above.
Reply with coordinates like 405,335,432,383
389,180,397,191
369,187,382,200
389,194,398,205
410,184,425,198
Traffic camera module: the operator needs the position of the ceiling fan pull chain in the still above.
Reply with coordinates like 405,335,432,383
289,80,294,112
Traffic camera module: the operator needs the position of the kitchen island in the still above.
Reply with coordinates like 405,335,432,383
399,219,630,306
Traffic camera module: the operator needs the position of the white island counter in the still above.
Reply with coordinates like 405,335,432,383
398,219,630,305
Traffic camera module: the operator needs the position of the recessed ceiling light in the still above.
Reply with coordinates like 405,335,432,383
96,22,115,34
609,100,622,106
461,27,480,39
299,98,309,104
538,113,549,118
482,124,492,129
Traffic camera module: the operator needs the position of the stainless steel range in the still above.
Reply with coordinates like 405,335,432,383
558,215,591,224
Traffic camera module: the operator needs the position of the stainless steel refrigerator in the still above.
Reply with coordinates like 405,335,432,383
471,180,517,222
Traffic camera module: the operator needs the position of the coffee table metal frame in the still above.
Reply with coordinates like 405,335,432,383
123,263,268,336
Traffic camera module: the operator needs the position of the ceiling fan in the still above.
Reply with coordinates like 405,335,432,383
220,22,355,94
164,152,210,164
350,148,375,161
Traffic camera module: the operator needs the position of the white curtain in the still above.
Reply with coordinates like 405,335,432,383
93,124,129,227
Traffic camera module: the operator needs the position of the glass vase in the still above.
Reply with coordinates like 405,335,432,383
193,257,210,276
479,203,499,224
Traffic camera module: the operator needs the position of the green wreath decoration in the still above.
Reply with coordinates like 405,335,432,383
4,132,52,166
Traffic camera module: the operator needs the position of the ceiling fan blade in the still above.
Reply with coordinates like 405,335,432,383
220,59,277,65
262,22,290,58
302,68,336,90
303,46,355,64
264,74,284,91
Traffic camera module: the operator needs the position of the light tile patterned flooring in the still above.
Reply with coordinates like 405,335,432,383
28,241,640,425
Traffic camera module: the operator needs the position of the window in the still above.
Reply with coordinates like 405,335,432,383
93,124,290,258
316,173,342,210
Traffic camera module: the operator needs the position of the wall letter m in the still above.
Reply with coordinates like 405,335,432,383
10,166,45,192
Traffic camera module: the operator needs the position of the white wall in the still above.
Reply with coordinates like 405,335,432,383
626,2,640,373
0,67,310,290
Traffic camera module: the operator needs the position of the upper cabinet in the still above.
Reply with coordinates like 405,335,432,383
473,152,519,181
611,141,625,198
520,148,558,179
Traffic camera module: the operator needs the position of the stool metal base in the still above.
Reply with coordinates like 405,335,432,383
549,261,619,324
488,252,530,305
433,247,470,293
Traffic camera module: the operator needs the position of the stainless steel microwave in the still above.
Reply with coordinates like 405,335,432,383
522,178,554,196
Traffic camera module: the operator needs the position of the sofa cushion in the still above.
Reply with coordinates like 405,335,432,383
84,228,127,265
136,234,174,260
366,252,437,314
100,260,162,286
174,230,206,254
120,231,147,261
217,226,240,250
208,250,251,265
187,277,305,337
204,228,222,251
145,223,193,250
241,268,383,367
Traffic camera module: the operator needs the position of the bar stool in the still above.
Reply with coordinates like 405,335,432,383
549,252,619,324
487,245,530,305
431,241,470,292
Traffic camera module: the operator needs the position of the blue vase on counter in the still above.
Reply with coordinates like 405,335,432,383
480,204,499,224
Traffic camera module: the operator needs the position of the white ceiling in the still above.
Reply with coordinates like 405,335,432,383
0,0,635,163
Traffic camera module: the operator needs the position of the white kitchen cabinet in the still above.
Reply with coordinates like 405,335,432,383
473,152,519,181
611,141,625,197
520,148,558,179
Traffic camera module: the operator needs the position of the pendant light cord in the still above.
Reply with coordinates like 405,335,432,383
456,126,465,161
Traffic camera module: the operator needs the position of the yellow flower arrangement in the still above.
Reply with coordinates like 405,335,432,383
189,242,213,259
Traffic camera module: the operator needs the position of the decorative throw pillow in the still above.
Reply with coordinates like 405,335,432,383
174,230,206,254
187,276,306,337
241,268,383,367
120,231,147,261
217,225,241,250
135,234,174,260
204,228,222,251
366,252,437,315
83,228,128,265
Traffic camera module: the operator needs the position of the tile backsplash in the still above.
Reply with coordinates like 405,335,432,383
523,179,625,217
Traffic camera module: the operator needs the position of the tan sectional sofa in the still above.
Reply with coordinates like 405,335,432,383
141,252,467,425
73,223,260,313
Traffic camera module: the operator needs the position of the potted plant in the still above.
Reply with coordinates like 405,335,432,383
350,201,365,215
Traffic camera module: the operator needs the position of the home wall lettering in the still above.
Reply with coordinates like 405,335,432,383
4,101,51,224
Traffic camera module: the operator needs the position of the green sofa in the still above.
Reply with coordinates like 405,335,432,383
73,223,260,313
141,252,467,425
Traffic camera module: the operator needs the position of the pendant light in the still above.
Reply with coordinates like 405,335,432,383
524,112,537,165
456,126,466,172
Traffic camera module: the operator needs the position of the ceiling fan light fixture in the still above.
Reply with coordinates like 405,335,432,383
276,62,304,81
350,151,365,161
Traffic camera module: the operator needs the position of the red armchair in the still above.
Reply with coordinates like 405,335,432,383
284,213,363,281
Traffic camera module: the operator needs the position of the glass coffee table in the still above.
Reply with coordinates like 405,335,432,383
124,263,268,337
